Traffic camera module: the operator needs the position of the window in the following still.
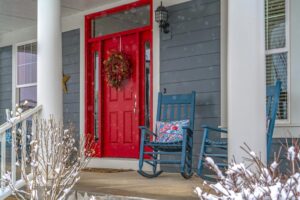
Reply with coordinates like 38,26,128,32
265,0,289,120
91,5,150,38
16,42,37,109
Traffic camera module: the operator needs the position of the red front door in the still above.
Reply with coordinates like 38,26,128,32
85,1,152,158
102,33,140,158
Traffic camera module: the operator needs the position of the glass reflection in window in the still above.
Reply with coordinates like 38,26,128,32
145,41,151,128
94,52,99,140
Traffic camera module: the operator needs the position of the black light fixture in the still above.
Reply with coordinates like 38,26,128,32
155,2,169,34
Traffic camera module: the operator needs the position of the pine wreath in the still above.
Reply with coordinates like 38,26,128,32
103,50,131,89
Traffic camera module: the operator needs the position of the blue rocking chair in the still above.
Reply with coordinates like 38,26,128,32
138,91,196,179
197,81,281,177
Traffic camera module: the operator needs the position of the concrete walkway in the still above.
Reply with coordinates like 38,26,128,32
75,171,203,200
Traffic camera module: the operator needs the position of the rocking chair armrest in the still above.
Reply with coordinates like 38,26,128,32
139,126,157,137
182,126,193,137
202,125,228,134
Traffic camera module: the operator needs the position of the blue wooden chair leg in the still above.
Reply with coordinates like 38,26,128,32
152,147,158,174
138,131,145,173
180,132,193,179
138,130,163,178
197,128,208,176
187,137,193,175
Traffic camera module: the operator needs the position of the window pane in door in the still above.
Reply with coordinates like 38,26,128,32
144,41,151,128
94,51,99,140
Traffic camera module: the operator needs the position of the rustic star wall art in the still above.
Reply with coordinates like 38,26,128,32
63,74,70,93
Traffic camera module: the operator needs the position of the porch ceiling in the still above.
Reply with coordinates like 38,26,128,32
0,0,121,35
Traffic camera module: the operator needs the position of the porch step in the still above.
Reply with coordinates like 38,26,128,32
67,191,155,200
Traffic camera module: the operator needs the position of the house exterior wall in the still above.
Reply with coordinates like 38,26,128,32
160,0,220,171
0,46,12,124
62,29,80,137
0,30,80,134
0,0,193,170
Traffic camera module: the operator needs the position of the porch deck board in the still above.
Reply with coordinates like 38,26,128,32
75,171,202,200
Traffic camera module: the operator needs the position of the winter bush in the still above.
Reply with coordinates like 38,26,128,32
195,143,300,200
3,104,93,200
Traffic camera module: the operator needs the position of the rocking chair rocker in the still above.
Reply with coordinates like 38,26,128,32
138,91,196,179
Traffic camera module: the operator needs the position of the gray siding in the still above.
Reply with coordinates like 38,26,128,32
160,0,220,172
0,46,12,124
62,29,80,137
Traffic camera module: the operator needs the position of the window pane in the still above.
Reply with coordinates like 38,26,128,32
24,44,32,63
91,5,150,38
31,43,37,63
265,0,286,50
94,52,99,140
17,42,37,85
144,41,151,128
17,46,25,65
19,86,37,109
266,52,288,119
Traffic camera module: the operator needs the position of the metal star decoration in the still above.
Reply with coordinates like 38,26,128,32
63,74,70,93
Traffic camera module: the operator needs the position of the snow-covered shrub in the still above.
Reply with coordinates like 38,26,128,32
195,143,300,200
3,105,93,200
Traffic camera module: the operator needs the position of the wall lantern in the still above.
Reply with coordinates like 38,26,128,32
155,2,169,34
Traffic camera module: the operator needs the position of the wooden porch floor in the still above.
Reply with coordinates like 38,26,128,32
74,170,203,200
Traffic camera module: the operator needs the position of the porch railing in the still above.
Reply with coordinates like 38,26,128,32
0,105,42,199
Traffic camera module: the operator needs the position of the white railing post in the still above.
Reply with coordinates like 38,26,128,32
0,105,42,198
1,131,6,190
31,114,37,176
11,126,16,184
21,121,27,179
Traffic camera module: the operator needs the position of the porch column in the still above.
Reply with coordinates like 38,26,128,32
227,0,266,163
37,0,63,120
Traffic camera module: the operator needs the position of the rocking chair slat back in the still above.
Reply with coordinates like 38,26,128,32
157,92,196,130
177,105,182,121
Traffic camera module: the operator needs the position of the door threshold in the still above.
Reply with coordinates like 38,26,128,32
87,157,153,171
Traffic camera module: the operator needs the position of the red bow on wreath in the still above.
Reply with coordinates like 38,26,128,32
103,50,131,89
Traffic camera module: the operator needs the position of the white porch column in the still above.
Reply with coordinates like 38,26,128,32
37,0,63,120
227,0,266,163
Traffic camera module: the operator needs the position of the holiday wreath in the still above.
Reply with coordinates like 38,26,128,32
103,50,131,89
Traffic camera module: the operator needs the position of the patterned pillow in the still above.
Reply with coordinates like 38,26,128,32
156,120,190,143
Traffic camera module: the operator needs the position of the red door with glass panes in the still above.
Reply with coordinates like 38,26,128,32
85,1,152,158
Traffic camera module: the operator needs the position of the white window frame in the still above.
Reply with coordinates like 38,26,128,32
12,39,37,111
265,0,291,125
